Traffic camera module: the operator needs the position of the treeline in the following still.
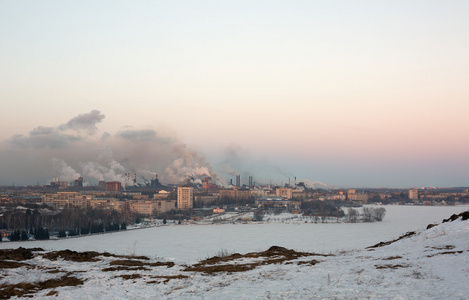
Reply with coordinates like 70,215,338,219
5,227,50,242
300,200,345,218
0,203,132,240
346,207,386,223
197,196,254,208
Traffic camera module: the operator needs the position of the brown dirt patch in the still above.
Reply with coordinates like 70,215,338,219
45,269,65,274
381,256,403,260
116,274,142,280
294,259,321,266
184,246,328,274
367,232,416,249
46,290,59,296
431,245,455,250
427,251,464,258
102,266,150,272
0,273,83,299
0,260,30,269
375,264,410,269
442,211,469,223
147,275,189,284
0,248,43,261
42,250,150,263
43,250,103,262
109,259,174,268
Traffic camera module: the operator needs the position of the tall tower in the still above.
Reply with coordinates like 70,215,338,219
177,186,193,210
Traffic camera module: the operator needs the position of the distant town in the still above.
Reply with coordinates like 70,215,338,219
1,174,468,241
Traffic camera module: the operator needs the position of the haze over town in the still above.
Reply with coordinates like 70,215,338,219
1,1,469,188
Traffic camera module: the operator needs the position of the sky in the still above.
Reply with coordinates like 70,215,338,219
1,1,469,188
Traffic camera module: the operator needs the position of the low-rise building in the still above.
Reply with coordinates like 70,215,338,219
276,188,293,200
219,189,251,200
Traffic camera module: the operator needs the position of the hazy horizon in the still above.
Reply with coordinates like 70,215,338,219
1,1,468,188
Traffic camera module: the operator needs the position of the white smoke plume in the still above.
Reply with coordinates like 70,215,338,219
1,110,321,187
52,158,81,182
301,179,328,189
81,160,127,186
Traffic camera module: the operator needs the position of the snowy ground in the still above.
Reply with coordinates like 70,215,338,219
1,211,468,299
1,205,468,263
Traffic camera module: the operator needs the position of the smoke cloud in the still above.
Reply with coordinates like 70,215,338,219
58,110,105,134
10,128,81,149
0,110,325,187
52,158,81,182
301,179,328,189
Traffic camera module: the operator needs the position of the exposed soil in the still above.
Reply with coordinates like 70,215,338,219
0,248,43,261
42,249,150,262
147,275,189,284
430,245,455,250
184,246,328,274
381,256,403,261
116,274,142,280
375,264,409,269
442,211,469,223
43,250,104,262
0,260,30,269
109,259,174,268
427,251,464,258
366,232,416,249
0,273,83,299
294,259,321,266
102,266,151,272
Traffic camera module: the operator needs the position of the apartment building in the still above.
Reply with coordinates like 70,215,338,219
177,187,193,210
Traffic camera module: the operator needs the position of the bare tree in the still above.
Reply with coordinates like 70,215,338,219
347,208,359,223
362,207,374,222
372,207,386,221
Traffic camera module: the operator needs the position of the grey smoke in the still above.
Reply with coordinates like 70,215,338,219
10,129,81,149
9,110,105,149
116,128,172,143
52,158,81,182
1,110,318,187
58,110,105,134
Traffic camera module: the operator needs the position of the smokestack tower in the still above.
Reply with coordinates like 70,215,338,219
134,173,137,184
249,176,253,187
236,175,240,187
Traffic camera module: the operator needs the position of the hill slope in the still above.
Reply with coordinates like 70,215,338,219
1,212,468,299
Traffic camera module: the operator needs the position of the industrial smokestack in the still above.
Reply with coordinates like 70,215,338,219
236,175,240,187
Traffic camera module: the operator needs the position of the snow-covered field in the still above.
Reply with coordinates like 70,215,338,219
1,205,467,263
1,208,468,299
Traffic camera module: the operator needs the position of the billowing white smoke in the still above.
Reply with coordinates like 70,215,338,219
80,160,127,186
164,160,211,184
139,169,157,181
301,179,328,189
163,144,212,184
52,158,81,182
211,176,228,188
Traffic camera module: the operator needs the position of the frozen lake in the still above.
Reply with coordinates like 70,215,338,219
2,205,468,263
